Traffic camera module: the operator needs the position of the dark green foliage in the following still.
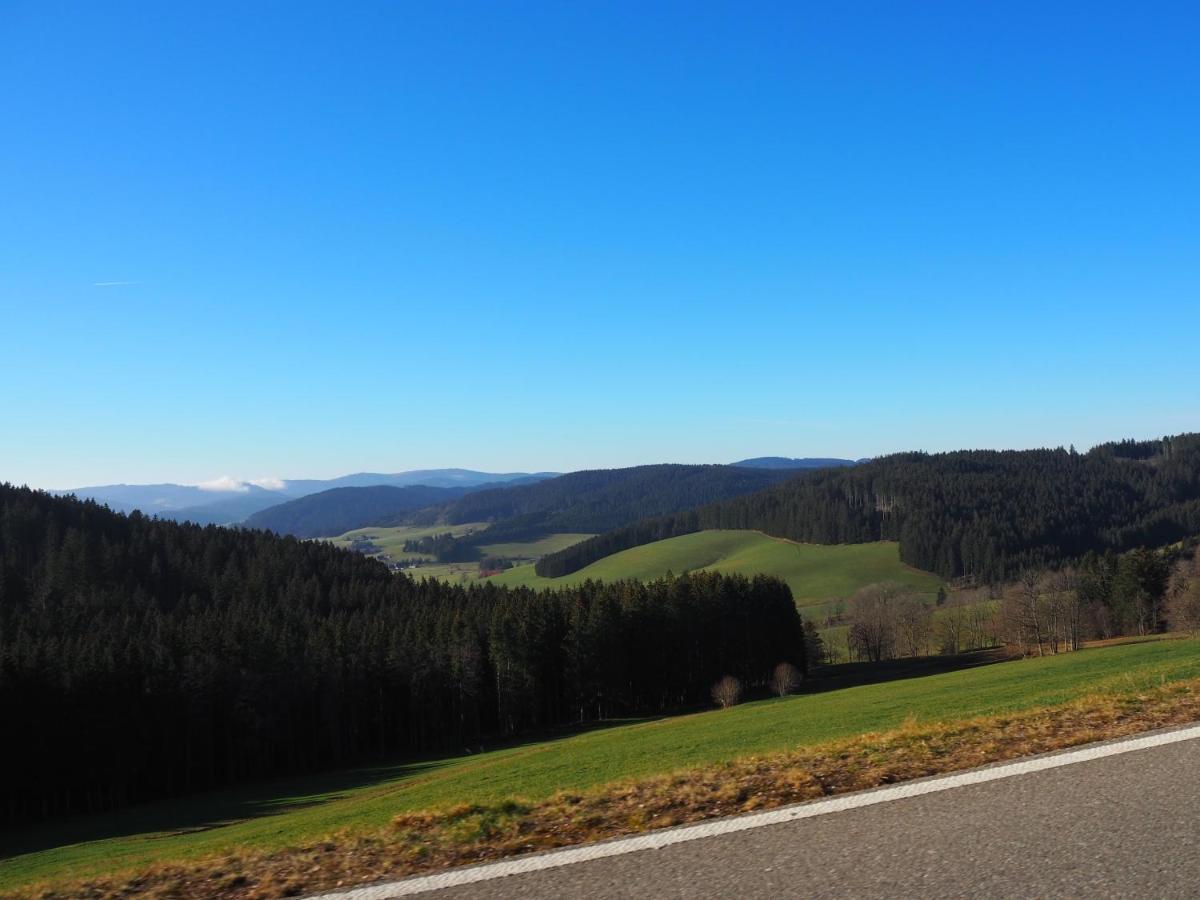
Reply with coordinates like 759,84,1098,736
0,485,803,826
402,531,474,561
731,457,860,469
1078,546,1174,636
242,485,473,537
538,435,1200,581
430,465,798,538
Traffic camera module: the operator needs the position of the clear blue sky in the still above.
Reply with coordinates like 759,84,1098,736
2,1,1197,489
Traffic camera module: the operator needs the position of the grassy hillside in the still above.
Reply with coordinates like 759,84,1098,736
540,435,1200,582
6,637,1199,893
484,531,941,613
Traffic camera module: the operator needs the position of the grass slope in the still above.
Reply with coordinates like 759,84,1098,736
486,531,941,611
7,637,1200,893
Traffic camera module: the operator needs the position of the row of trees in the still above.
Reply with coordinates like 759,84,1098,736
422,465,797,539
0,485,805,826
835,543,1200,663
840,583,998,662
538,435,1200,582
402,531,473,561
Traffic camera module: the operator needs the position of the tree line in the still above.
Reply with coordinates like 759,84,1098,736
0,485,804,826
243,484,472,538
538,435,1200,582
414,464,798,538
831,542,1199,663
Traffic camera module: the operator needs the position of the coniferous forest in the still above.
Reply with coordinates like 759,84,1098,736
0,485,803,826
538,435,1200,581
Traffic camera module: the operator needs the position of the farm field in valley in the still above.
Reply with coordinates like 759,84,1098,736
323,523,489,562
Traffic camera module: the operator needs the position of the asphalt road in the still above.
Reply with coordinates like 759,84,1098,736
319,727,1200,899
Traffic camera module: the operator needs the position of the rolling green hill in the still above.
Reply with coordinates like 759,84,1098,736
482,530,941,614
7,637,1198,894
538,434,1200,582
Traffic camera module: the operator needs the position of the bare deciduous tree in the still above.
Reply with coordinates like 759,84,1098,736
1166,548,1200,636
1000,569,1082,656
846,582,904,662
895,595,933,657
711,675,743,709
770,662,801,696
937,592,969,654
1046,568,1083,652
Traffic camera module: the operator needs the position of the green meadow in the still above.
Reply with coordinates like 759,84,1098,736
484,531,942,614
6,637,1198,893
324,522,489,562
398,532,595,583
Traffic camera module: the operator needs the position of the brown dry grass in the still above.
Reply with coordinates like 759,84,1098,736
19,678,1200,900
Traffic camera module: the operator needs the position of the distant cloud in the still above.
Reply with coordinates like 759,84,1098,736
93,280,139,287
249,477,287,491
195,476,250,493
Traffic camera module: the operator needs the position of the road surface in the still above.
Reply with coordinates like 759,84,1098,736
313,725,1200,898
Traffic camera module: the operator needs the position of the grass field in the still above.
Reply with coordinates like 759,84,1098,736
7,637,1199,893
326,526,593,584
403,533,595,583
484,531,941,614
324,523,488,562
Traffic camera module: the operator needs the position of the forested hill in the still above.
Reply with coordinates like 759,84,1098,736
731,457,860,469
422,464,800,539
243,484,475,537
0,484,803,825
538,435,1200,582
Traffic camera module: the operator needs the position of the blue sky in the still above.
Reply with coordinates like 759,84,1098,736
2,1,1197,489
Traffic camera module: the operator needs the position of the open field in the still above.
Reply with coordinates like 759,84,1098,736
484,531,941,613
323,523,488,562
399,533,596,583
478,533,595,559
6,636,1199,895
325,527,592,580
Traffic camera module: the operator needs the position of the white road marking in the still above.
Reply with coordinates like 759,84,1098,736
307,723,1200,899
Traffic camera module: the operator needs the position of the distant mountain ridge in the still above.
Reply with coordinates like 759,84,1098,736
56,469,557,526
732,457,863,469
243,485,481,538
538,434,1200,582
418,464,804,542
240,464,839,541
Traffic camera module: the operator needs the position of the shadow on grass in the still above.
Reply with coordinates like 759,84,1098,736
0,717,657,862
4,648,1067,864
801,647,1012,694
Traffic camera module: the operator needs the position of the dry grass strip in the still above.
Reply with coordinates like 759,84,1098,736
21,679,1200,900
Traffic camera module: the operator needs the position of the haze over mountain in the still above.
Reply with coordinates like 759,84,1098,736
51,461,855,532
56,469,556,526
